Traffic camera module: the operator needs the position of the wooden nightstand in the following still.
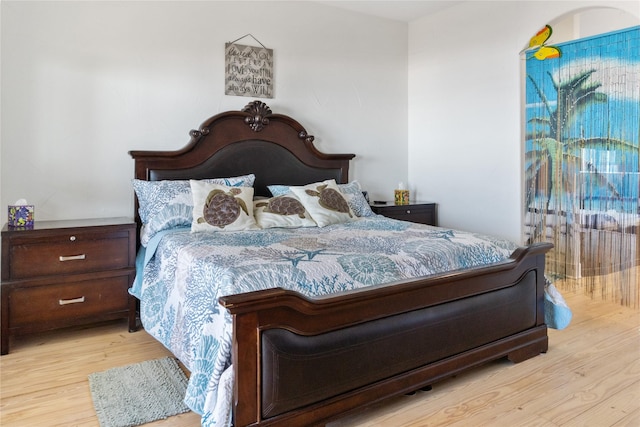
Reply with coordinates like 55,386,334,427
1,218,137,355
370,202,437,226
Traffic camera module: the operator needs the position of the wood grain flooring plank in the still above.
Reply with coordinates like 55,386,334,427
1,286,638,427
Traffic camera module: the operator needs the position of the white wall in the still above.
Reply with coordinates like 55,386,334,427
0,1,407,221
3,1,638,244
408,1,639,243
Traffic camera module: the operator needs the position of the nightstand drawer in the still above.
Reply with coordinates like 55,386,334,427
370,202,437,226
381,206,430,219
8,275,130,328
8,231,131,279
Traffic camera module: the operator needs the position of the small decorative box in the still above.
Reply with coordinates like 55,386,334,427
394,189,410,205
8,205,34,228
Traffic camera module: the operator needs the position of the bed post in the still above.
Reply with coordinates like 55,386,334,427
232,311,261,426
507,244,549,363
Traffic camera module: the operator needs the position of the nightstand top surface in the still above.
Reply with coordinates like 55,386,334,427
2,217,134,233
370,201,435,206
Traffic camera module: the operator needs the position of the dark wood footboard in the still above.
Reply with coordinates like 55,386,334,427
220,242,552,427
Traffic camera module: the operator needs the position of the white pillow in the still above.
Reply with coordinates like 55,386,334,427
289,179,356,227
190,180,258,232
254,194,317,229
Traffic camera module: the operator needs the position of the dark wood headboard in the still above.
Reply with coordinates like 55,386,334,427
129,101,355,224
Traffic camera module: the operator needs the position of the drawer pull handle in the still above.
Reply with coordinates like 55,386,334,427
406,210,411,214
59,296,85,305
59,254,86,262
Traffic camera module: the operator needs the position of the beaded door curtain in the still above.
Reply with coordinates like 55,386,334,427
524,26,640,307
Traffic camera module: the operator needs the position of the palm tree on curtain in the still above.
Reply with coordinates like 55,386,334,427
524,69,636,257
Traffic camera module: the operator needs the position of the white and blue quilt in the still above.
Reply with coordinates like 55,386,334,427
131,216,570,426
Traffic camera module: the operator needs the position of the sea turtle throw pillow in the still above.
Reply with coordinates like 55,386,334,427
190,180,258,232
289,179,356,227
253,194,317,229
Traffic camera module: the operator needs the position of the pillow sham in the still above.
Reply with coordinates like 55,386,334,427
133,174,255,245
336,181,375,217
268,181,374,217
190,180,258,232
253,195,317,229
267,184,290,197
289,179,356,227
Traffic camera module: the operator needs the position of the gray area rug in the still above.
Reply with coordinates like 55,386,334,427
89,357,191,427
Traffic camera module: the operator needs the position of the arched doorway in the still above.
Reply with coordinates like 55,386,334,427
522,8,639,306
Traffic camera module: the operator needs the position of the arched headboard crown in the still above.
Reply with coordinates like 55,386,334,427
129,101,356,223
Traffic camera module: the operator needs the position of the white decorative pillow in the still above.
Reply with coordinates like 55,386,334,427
254,195,317,229
133,174,255,245
190,181,258,232
289,179,356,227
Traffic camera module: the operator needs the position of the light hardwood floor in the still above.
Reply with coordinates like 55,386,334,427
1,287,639,427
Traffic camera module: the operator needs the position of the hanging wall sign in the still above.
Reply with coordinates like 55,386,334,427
225,36,273,98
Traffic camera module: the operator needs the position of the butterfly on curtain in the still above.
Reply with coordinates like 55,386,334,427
522,25,562,60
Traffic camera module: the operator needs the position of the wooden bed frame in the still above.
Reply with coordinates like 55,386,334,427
130,101,552,427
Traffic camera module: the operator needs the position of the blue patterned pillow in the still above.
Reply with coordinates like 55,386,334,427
338,181,375,217
133,174,255,245
268,181,374,217
267,184,290,197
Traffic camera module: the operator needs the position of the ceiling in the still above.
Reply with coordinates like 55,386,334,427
316,1,463,22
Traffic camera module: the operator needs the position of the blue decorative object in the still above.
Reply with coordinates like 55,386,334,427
8,205,34,228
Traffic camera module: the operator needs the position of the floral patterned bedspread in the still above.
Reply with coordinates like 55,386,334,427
130,216,530,426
